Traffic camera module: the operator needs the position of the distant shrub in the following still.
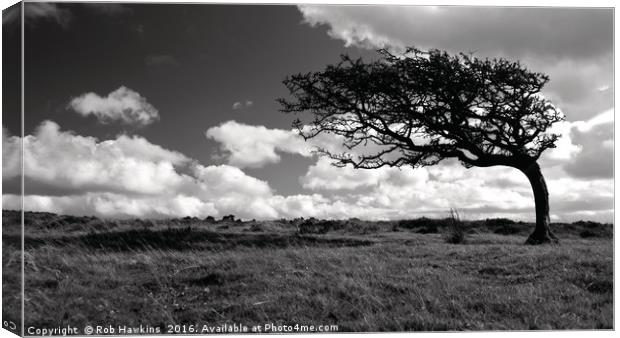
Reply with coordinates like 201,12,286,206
344,220,380,234
298,219,328,234
574,220,603,229
493,224,523,235
204,216,216,223
572,221,612,239
182,216,200,223
221,215,236,222
484,218,515,227
297,219,346,234
444,209,466,244
397,217,440,233
482,218,524,235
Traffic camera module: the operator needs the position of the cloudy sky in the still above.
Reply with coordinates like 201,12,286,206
1,3,613,222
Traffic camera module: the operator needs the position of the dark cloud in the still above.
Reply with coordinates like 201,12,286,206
299,6,612,61
12,3,131,29
563,122,613,179
24,3,72,28
298,6,613,121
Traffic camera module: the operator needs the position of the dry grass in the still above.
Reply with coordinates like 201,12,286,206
2,211,613,332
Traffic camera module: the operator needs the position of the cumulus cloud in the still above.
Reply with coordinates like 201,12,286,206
302,158,530,213
202,118,611,222
301,157,412,190
292,5,612,221
205,120,312,168
3,120,612,222
3,193,219,220
1,121,278,219
205,120,351,168
4,120,189,195
68,86,160,127
299,156,612,222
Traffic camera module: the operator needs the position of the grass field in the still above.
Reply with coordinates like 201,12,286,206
2,210,613,332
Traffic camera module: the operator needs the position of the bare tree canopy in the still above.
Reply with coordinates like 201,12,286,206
279,47,565,244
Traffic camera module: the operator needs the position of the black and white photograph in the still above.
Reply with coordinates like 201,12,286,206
1,1,615,335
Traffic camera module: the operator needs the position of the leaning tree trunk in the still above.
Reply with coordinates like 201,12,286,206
520,162,558,245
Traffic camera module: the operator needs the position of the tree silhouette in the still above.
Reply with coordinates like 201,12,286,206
279,47,564,244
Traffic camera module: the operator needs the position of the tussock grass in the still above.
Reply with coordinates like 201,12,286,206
2,211,613,332
444,209,466,244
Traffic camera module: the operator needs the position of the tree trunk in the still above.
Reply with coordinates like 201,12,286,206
520,162,558,245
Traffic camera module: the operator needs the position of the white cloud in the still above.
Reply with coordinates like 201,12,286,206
299,155,612,222
2,121,284,220
203,119,611,222
3,120,612,223
294,5,612,212
3,193,218,220
4,121,188,196
205,120,312,168
69,86,160,127
205,120,352,169
538,120,582,164
301,157,422,191
571,108,614,133
302,157,531,215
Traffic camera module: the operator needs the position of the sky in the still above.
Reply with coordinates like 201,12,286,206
1,2,614,222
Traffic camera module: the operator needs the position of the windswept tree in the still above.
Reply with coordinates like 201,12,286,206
279,48,564,244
